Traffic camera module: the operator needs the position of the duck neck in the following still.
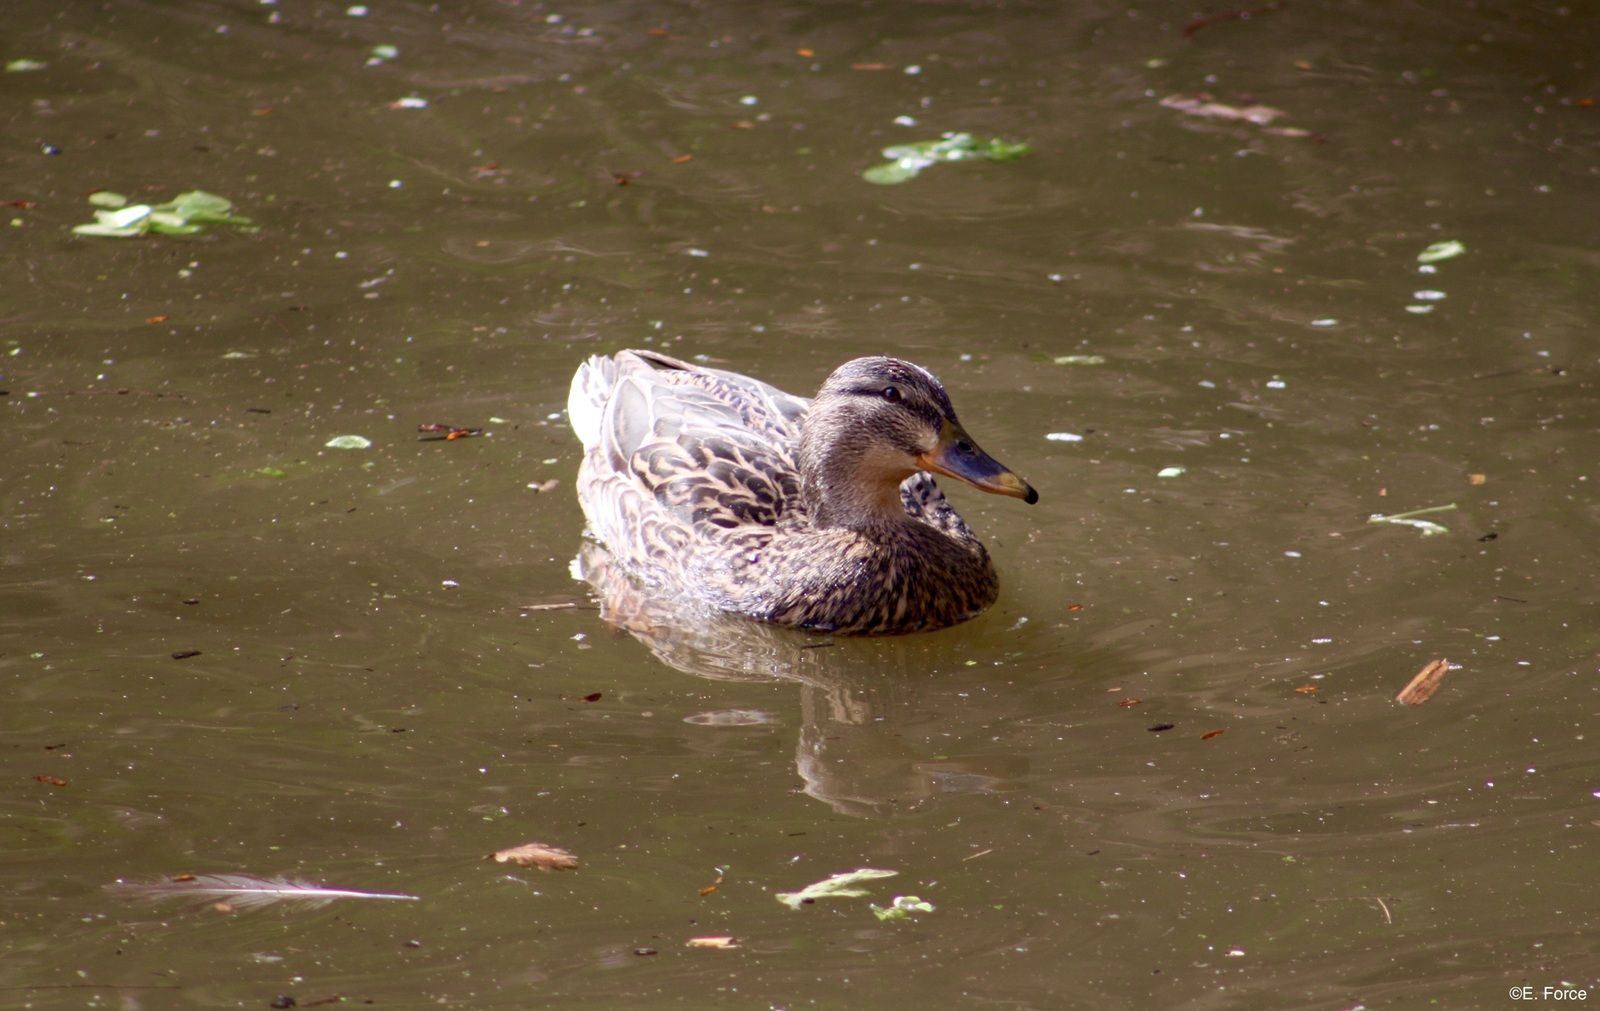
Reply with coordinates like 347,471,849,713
799,424,912,532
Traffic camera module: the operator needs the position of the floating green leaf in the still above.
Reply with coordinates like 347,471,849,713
1052,354,1105,366
870,895,935,921
1368,503,1457,537
256,466,288,479
1417,240,1465,264
72,189,255,238
325,435,373,450
168,190,245,224
861,161,923,185
776,868,897,909
6,58,48,73
1157,466,1186,479
862,132,1031,185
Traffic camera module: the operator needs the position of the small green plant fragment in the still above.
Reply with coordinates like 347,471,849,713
1417,240,1465,264
1052,354,1105,366
862,132,1031,185
6,58,48,72
368,44,400,63
870,895,935,921
74,204,153,237
256,466,288,479
72,189,255,238
1368,503,1457,537
325,435,373,450
776,868,897,909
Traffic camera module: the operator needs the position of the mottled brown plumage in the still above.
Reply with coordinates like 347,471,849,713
567,350,1037,634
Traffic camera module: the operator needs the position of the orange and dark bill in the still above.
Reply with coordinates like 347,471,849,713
916,421,1039,504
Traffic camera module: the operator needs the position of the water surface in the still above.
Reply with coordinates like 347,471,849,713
4,1,1598,1007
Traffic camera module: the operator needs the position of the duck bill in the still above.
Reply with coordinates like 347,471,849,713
916,422,1039,504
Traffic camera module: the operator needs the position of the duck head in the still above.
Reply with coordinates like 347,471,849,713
799,356,1038,530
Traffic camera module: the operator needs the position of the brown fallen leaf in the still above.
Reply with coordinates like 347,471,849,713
1117,698,1143,707
1469,473,1487,486
670,154,693,164
1294,684,1318,694
491,842,578,871
796,47,815,57
1397,658,1452,706
1201,729,1225,740
686,936,739,949
145,314,171,324
33,774,67,787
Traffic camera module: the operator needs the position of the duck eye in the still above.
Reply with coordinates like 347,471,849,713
881,385,902,403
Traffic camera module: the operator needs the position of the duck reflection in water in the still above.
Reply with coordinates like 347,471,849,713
571,540,1031,818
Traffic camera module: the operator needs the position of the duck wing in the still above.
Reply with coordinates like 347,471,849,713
569,351,809,582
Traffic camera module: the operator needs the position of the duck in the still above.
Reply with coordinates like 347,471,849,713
566,349,1038,635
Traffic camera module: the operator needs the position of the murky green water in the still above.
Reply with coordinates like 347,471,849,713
5,1,1598,1007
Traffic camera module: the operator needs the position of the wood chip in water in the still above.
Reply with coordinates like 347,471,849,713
1397,658,1452,705
686,936,739,949
490,842,578,871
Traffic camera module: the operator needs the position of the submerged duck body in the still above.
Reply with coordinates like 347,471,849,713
567,350,1037,635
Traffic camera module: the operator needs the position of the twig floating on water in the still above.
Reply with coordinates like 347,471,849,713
417,423,483,442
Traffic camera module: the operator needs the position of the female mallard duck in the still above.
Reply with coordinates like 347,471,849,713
567,350,1037,635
